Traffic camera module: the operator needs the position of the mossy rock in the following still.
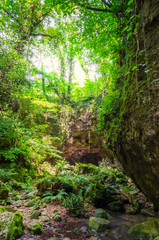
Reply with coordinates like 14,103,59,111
0,211,23,239
53,214,61,221
30,210,42,219
0,180,9,200
107,200,123,212
0,206,6,213
28,221,42,234
94,209,110,219
128,217,159,239
88,217,110,232
26,197,41,207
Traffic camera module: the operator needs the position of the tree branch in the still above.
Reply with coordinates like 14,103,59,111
86,6,111,12
31,33,57,39
101,0,111,8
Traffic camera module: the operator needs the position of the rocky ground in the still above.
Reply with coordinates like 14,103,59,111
0,162,159,240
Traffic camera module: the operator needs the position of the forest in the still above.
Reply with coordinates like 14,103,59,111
0,0,159,239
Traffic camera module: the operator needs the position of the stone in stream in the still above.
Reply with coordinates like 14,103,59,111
94,208,110,219
128,217,159,239
0,210,23,239
88,217,110,232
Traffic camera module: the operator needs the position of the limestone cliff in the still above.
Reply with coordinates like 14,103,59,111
116,0,159,209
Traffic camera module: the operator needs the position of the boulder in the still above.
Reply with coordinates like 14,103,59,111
0,210,23,239
30,210,42,219
88,217,110,232
28,220,42,234
128,218,159,239
0,180,9,199
94,209,110,219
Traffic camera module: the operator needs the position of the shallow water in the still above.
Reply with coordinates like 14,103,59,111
105,212,147,240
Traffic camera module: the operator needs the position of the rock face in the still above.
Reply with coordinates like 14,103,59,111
64,109,105,165
116,0,159,208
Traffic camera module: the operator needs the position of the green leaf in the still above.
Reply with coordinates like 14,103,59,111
128,0,134,6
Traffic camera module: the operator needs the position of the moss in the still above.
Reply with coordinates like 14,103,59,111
26,197,41,207
0,211,23,239
28,221,42,234
107,200,123,212
53,214,61,221
94,209,110,219
0,206,6,214
0,181,9,200
128,218,159,239
8,212,23,239
30,210,42,219
88,217,110,232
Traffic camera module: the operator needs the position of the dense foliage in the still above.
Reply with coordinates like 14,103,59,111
0,0,146,174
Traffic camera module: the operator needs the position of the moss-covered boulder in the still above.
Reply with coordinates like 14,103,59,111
53,214,61,221
94,209,110,219
30,210,42,219
128,218,159,239
0,180,9,199
0,211,23,239
28,220,42,234
88,217,110,232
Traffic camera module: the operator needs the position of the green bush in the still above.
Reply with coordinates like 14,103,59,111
62,192,84,216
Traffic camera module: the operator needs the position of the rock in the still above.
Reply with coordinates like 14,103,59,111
30,210,42,219
128,218,159,239
42,203,47,208
26,197,41,207
28,220,42,234
0,206,6,213
39,216,50,222
89,237,100,240
0,211,23,239
64,238,71,240
80,226,87,233
0,180,9,199
94,209,110,219
47,238,59,240
52,208,58,213
140,209,154,217
15,200,23,207
27,189,38,199
53,214,61,221
88,217,110,232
